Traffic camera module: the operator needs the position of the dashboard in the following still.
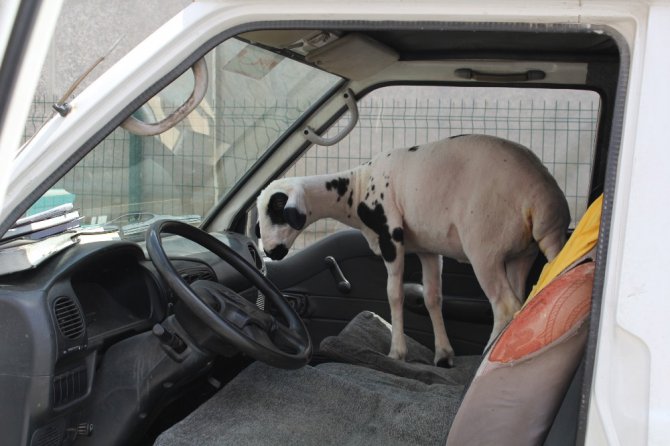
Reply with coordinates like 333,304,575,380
0,231,265,443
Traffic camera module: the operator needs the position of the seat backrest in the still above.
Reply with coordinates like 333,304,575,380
446,261,594,446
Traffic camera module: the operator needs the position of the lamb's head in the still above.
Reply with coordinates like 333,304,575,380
256,178,308,260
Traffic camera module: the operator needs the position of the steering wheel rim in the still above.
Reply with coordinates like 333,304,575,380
146,220,312,369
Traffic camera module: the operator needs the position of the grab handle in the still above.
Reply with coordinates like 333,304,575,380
455,68,545,83
303,89,358,146
121,58,208,136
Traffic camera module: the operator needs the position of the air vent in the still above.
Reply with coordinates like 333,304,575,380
248,244,264,271
53,296,85,340
30,418,66,446
53,366,87,407
248,244,266,310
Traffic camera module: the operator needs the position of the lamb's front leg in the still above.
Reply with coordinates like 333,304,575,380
385,249,407,361
418,253,455,368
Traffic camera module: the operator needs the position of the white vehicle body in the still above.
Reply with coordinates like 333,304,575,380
1,1,669,445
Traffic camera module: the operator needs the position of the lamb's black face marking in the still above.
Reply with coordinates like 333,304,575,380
284,207,306,230
325,177,350,198
357,202,397,262
268,192,288,224
265,244,289,260
408,145,419,152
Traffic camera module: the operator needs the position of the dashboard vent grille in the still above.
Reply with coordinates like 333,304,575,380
53,367,87,407
248,244,266,310
30,418,66,446
53,296,85,340
248,244,264,271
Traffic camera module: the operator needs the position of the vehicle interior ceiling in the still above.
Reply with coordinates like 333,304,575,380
0,22,623,446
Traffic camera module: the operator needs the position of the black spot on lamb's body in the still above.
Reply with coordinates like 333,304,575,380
325,177,350,197
357,202,397,262
392,227,404,243
408,145,419,152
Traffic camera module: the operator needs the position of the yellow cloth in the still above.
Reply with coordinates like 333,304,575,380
523,194,603,307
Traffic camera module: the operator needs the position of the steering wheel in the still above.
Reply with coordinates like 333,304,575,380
146,220,312,369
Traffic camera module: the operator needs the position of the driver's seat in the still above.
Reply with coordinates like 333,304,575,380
155,197,601,446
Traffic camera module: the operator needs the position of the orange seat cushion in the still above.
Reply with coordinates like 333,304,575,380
490,261,594,363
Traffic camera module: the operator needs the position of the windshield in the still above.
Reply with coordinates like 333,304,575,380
20,38,341,240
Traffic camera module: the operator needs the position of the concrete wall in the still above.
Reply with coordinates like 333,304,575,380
36,0,191,98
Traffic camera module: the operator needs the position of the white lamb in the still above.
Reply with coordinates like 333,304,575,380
256,134,570,367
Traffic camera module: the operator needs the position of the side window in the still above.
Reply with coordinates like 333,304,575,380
284,85,600,251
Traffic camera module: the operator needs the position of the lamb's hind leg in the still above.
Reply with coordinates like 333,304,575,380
469,255,522,348
418,253,455,367
505,245,539,304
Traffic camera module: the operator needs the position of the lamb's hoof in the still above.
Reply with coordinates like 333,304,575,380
434,349,455,368
388,349,407,362
435,357,454,368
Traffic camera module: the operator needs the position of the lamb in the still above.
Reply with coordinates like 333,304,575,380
256,134,570,367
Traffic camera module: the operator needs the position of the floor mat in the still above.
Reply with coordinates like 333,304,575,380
154,361,464,446
319,311,480,385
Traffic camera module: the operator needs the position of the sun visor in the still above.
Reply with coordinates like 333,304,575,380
305,33,399,80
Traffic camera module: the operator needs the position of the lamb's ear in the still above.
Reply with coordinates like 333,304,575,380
283,186,307,230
